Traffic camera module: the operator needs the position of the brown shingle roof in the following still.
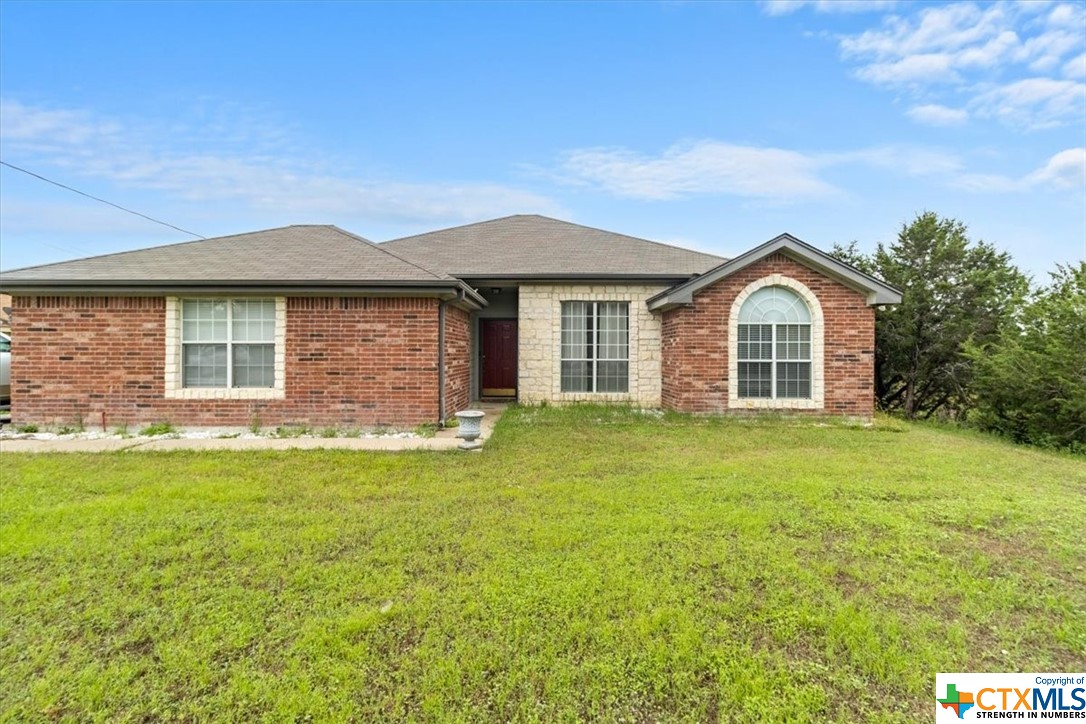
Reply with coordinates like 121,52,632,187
1,225,451,283
381,215,725,278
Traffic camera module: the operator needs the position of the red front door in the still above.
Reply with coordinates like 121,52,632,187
481,319,517,397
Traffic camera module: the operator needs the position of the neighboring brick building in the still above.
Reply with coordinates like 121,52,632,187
0,293,11,334
1,216,899,427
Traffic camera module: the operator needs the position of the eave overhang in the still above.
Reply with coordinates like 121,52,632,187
646,234,902,312
457,273,697,287
0,279,488,310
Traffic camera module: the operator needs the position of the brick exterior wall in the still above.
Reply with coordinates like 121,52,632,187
443,305,471,418
9,295,464,427
661,254,875,417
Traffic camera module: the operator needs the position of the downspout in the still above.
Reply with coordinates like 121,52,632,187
437,288,466,426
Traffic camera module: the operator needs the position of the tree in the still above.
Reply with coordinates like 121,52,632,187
965,263,1086,451
834,212,1028,419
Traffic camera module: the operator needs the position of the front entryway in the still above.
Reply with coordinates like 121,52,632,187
480,319,517,398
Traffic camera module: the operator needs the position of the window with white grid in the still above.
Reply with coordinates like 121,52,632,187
737,287,811,399
560,301,629,393
181,299,276,388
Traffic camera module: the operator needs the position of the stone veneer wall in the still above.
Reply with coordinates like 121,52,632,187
517,284,668,407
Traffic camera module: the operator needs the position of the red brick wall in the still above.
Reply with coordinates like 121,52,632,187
661,253,875,417
443,305,471,419
282,297,439,425
9,296,454,427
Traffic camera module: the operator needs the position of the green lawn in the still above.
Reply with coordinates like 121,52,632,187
2,407,1084,722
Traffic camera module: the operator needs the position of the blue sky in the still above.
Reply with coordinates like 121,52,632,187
1,0,1083,279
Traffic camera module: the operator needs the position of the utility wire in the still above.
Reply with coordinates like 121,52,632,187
0,160,206,239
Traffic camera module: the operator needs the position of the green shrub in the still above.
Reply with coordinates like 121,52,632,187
966,263,1086,453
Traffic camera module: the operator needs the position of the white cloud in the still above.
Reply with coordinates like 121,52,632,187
0,99,123,145
761,0,896,16
856,53,959,85
906,103,970,125
0,197,185,237
835,145,965,176
840,4,1011,60
824,1,1086,128
1016,27,1084,72
1063,52,1086,79
0,99,563,227
1045,2,1086,28
958,30,1021,68
1014,0,1054,14
970,77,1086,128
557,141,838,201
952,172,1024,192
555,138,1082,203
951,147,1086,192
555,140,976,202
1025,147,1086,189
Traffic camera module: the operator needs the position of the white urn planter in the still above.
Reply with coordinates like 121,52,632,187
454,410,486,450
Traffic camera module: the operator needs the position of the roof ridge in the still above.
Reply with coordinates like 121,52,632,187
381,214,526,245
326,226,450,281
531,216,726,261
382,214,725,262
0,224,325,275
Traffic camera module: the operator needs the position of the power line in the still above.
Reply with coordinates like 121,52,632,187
0,160,206,239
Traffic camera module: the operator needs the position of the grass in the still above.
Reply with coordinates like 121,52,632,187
1,405,1083,722
272,424,312,439
415,422,439,438
138,422,176,437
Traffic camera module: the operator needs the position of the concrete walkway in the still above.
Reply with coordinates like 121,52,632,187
0,402,508,454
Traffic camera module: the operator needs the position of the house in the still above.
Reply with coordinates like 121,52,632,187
0,215,901,427
0,293,11,334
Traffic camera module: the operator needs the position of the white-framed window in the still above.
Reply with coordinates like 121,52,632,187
181,299,276,388
165,297,286,400
560,301,629,393
737,286,812,399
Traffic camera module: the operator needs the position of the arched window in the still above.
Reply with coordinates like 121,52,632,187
737,286,811,399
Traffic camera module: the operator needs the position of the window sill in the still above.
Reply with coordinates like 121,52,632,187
165,387,286,400
731,397,822,410
555,391,635,401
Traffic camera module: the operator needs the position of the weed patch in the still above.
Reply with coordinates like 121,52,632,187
139,422,176,437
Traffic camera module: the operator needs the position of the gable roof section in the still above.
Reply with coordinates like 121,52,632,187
1,225,486,306
2,225,448,282
647,233,902,310
382,215,725,279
